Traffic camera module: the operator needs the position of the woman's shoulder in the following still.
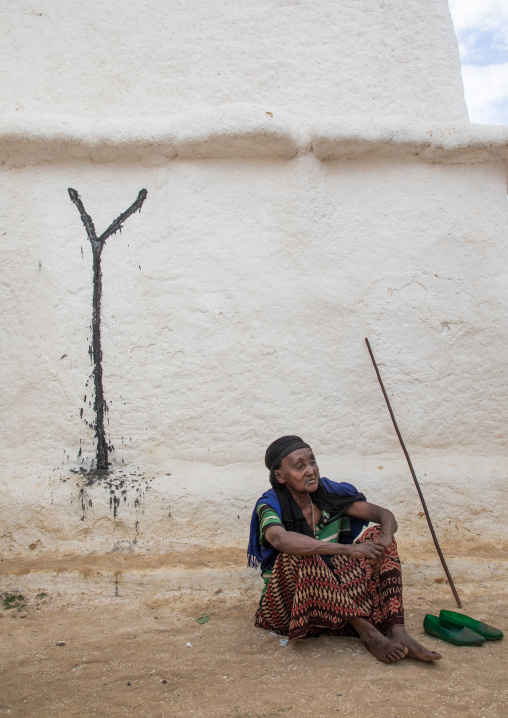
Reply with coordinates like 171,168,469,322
320,477,361,496
256,489,279,506
255,488,281,514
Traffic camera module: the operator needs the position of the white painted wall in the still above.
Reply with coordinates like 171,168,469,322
1,0,467,122
1,1,507,575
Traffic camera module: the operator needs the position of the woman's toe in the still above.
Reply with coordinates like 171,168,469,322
394,646,408,660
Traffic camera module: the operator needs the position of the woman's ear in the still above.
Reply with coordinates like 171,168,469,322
274,470,284,485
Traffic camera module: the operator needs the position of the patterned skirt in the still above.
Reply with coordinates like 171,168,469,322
254,525,404,641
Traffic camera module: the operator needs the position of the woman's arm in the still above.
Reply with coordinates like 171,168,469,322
264,500,398,565
345,500,397,550
264,524,385,562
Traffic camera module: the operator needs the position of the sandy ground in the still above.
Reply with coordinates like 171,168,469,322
0,583,506,718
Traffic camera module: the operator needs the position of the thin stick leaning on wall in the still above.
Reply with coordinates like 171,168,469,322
365,337,462,608
68,188,148,471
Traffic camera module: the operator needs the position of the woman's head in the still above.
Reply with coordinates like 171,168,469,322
265,435,319,492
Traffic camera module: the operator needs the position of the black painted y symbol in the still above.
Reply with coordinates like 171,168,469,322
68,188,148,470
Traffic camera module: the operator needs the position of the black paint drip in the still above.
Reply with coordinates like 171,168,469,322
68,188,148,470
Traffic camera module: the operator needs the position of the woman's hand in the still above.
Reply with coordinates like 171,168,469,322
374,533,393,552
347,542,385,565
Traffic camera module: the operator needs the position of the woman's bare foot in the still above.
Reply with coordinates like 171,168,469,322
349,618,408,663
387,626,442,662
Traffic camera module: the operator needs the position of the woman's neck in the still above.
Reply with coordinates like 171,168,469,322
286,487,311,511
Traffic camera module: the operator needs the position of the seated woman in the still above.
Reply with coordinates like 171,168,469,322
248,436,441,663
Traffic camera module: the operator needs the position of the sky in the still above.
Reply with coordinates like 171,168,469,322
448,0,508,125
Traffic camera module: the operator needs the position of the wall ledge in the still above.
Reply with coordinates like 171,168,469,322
311,117,508,164
1,106,507,165
0,105,302,166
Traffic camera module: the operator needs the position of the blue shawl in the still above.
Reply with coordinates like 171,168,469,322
247,477,367,573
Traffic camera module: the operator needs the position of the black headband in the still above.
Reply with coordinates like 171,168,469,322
265,435,311,471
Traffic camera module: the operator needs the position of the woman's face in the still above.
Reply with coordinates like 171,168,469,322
275,447,319,495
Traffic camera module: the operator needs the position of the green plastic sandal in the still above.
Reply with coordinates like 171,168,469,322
439,610,503,641
423,614,485,646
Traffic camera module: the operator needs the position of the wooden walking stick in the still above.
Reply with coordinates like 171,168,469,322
365,337,462,608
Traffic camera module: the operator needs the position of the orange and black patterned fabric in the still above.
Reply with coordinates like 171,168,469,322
256,502,353,600
255,525,404,641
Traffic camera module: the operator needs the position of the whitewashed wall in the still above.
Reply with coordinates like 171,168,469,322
1,0,467,122
1,1,507,573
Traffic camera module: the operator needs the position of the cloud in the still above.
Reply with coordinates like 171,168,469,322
448,0,508,35
458,28,508,66
461,63,508,124
448,0,508,124
449,0,508,63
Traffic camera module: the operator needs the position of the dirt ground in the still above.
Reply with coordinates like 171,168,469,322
0,583,506,718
